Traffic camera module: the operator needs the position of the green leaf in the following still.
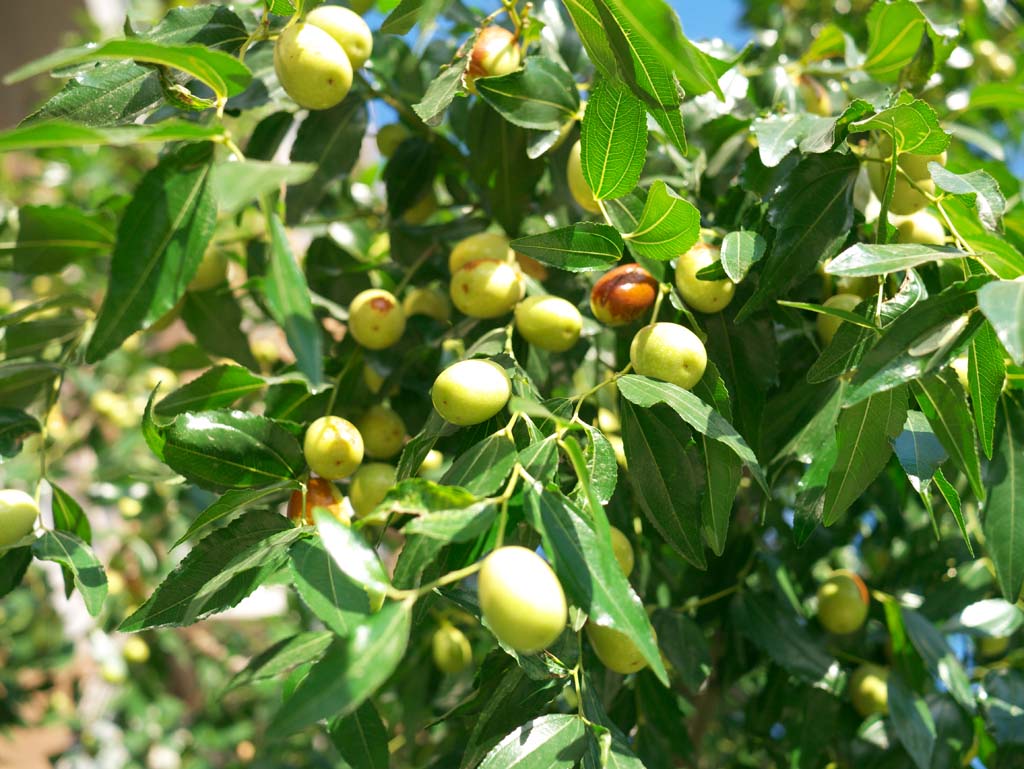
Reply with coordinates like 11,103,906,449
692,366,741,555
822,386,907,526
970,323,1006,459
329,702,389,769
623,181,701,261
983,396,1024,602
49,483,93,597
850,94,950,155
143,401,304,490
0,362,62,411
0,120,226,153
226,631,334,692
0,408,40,460
412,56,470,127
315,509,391,596
478,714,588,769
929,166,1005,232
155,365,266,416
982,670,1024,745
32,531,107,616
265,213,324,386
402,503,496,543
719,230,767,283
578,424,618,506
826,242,965,277
618,374,768,491
945,599,1023,637
476,57,579,131
934,467,972,555
901,607,975,712
0,548,32,599
511,224,623,272
375,479,478,518
120,509,302,630
892,411,947,489
752,112,840,168
968,83,1024,114
181,288,259,370
863,0,956,82
86,143,217,363
523,484,668,683
651,609,712,691
619,400,705,568
562,0,619,81
912,370,984,500
978,280,1024,366
271,600,412,734
290,538,372,636
888,673,936,769
580,79,646,200
6,39,251,100
173,482,296,548
441,434,517,496
210,160,316,214
739,152,859,319
2,205,113,275
381,0,443,35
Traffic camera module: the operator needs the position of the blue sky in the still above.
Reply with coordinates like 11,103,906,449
671,0,749,47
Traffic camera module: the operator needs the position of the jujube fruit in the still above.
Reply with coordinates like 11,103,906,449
348,289,406,349
432,624,473,673
585,623,648,674
356,405,406,459
274,23,354,111
978,636,1010,659
674,242,735,314
450,259,524,319
376,123,411,157
431,359,511,426
449,232,513,272
305,5,373,69
303,416,364,480
590,264,658,326
816,570,869,635
567,140,601,214
866,133,947,215
402,285,450,322
816,293,861,346
849,663,889,717
514,295,583,352
894,210,945,245
629,322,707,391
0,489,40,548
287,477,349,525
349,463,396,518
465,26,522,92
950,355,970,391
477,546,567,653
402,190,437,224
610,526,634,577
188,250,229,292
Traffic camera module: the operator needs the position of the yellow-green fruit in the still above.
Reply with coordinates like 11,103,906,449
597,407,620,434
586,622,648,674
449,232,512,272
978,636,1010,658
465,26,522,93
376,123,411,157
849,664,889,717
303,416,364,480
674,242,735,314
817,293,861,346
188,250,229,292
418,449,444,475
991,52,1017,80
356,405,405,459
432,624,473,673
402,190,437,224
951,355,970,391
608,434,627,468
123,636,151,664
567,140,601,214
894,210,945,245
478,546,567,653
866,133,947,215
450,260,524,319
403,285,450,322
348,289,406,349
305,5,373,69
816,570,870,635
349,462,396,518
274,22,354,110
831,271,875,299
0,489,39,548
610,526,634,577
629,323,708,391
432,359,511,426
514,295,583,352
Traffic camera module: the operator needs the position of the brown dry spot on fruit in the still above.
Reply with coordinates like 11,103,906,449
370,296,395,312
591,264,658,325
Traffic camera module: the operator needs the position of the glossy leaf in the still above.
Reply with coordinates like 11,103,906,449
290,538,372,637
511,224,623,272
441,435,517,496
173,482,296,548
978,280,1024,366
226,631,334,692
930,165,1005,232
944,599,1024,638
0,409,40,460
850,94,950,155
476,57,579,131
719,230,767,283
624,181,701,261
32,531,107,616
477,714,588,769
901,607,974,712
155,365,266,416
580,79,647,200
329,702,389,769
982,670,1024,745
970,323,1006,459
983,396,1024,603
863,0,955,82
315,509,391,596
912,370,984,500
826,243,965,277
892,411,947,489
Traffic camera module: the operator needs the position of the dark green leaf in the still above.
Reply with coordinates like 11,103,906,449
155,365,266,416
32,531,107,616
978,280,1024,366
442,434,517,496
181,288,259,370
477,57,579,131
316,509,391,596
290,538,372,636
901,607,974,712
6,205,113,275
329,701,389,769
912,370,984,500
892,411,947,488
173,482,296,548
0,408,40,460
970,323,1006,459
226,631,334,692
692,365,741,555
477,714,588,769
651,609,711,691
402,503,496,543
982,670,1024,745
511,224,623,272
984,396,1024,602
888,672,936,769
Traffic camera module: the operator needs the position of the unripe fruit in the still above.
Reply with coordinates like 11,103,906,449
348,289,406,349
188,250,229,292
597,407,620,434
674,242,735,314
866,133,947,215
123,636,151,664
950,355,970,391
356,405,405,459
585,623,648,674
629,323,708,391
894,210,945,245
478,546,567,653
376,123,411,157
515,252,549,281
418,449,444,475
849,663,889,717
402,190,437,224
287,477,350,525
450,260,524,319
797,74,830,116
609,526,634,577
514,295,583,352
608,434,627,468
978,636,1010,658
274,23,354,111
567,140,601,214
303,416,364,480
591,264,658,326
402,285,450,322
816,570,869,635
0,489,39,548
432,359,511,426
816,293,861,346
466,26,522,92
305,5,373,69
349,462,396,518
432,624,473,673
450,232,513,272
